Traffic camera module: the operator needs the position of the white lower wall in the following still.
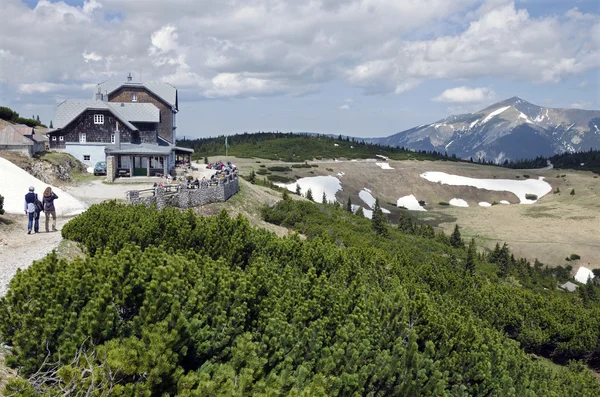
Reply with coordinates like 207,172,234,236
65,144,106,169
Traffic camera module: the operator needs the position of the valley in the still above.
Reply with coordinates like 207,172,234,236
229,155,600,270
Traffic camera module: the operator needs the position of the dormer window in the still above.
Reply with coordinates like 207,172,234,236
111,134,115,144
132,93,137,102
94,114,104,124
52,136,57,141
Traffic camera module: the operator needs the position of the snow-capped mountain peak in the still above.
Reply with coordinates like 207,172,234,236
373,98,600,162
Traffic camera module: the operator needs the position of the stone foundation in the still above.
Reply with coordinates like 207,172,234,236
125,172,239,209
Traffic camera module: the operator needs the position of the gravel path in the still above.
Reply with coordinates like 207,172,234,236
0,179,142,296
0,216,70,296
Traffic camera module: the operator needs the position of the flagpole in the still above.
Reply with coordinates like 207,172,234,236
225,136,229,162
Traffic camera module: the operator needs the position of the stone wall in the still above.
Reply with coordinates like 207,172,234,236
125,172,239,210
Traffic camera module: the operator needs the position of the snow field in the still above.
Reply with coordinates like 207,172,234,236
420,171,551,204
397,194,426,211
0,157,88,217
575,267,595,284
359,189,390,213
479,202,492,207
376,163,394,170
449,198,469,207
275,176,342,203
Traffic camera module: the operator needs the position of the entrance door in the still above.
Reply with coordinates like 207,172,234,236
133,156,147,176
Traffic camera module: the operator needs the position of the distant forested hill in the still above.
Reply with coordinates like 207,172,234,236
177,132,460,163
502,149,600,173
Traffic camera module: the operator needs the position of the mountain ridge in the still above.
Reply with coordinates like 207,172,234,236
371,97,600,163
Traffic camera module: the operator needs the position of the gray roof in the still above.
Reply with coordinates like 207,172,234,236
95,80,177,109
0,123,34,145
110,102,160,123
54,100,159,130
105,143,193,155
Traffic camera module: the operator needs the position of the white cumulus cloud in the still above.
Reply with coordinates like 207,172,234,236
433,86,496,103
338,104,350,110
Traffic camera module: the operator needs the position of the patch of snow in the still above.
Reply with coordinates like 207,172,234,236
376,162,394,170
479,202,492,207
351,204,373,219
482,106,510,124
375,154,389,160
518,112,533,124
397,194,426,211
575,267,595,284
86,166,94,173
337,171,345,177
351,159,358,162
364,188,372,193
449,198,469,207
420,171,551,204
0,157,88,217
445,140,454,151
500,200,510,205
469,119,480,129
334,143,339,147
350,146,354,148
275,176,342,203
359,189,390,213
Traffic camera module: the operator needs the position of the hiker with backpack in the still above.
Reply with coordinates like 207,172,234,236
24,186,42,234
42,187,59,232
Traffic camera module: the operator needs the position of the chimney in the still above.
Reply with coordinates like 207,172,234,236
95,87,103,101
127,72,132,82
115,131,121,149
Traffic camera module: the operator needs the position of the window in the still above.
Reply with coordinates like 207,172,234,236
52,136,57,141
111,134,115,144
131,93,137,102
94,114,104,124
83,155,91,161
79,133,86,143
59,136,64,141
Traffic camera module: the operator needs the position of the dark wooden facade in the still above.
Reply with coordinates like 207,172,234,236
48,110,158,149
108,87,175,144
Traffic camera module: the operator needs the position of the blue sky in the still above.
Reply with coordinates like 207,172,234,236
2,0,598,138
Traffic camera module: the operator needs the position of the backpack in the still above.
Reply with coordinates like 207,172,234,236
34,195,44,212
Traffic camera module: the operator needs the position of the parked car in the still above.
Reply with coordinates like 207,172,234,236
93,161,107,176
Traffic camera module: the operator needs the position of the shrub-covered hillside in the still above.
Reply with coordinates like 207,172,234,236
0,201,599,396
178,132,460,163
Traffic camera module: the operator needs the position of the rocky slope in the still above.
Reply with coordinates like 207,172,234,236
375,97,600,163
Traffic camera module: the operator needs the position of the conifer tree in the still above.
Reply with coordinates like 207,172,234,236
248,170,256,184
355,207,364,217
306,188,314,201
450,224,464,248
371,198,387,235
466,238,476,275
322,192,327,204
49,120,53,128
282,189,290,201
346,197,352,212
296,184,301,195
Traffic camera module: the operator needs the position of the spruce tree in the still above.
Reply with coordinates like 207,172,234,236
248,170,256,184
450,224,464,248
204,156,208,164
295,184,301,195
355,207,364,217
466,238,476,275
346,197,352,212
371,198,387,235
282,189,290,201
322,192,327,204
49,120,53,128
306,188,314,201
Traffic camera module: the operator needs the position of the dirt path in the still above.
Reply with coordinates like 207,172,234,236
0,215,70,296
0,179,144,296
